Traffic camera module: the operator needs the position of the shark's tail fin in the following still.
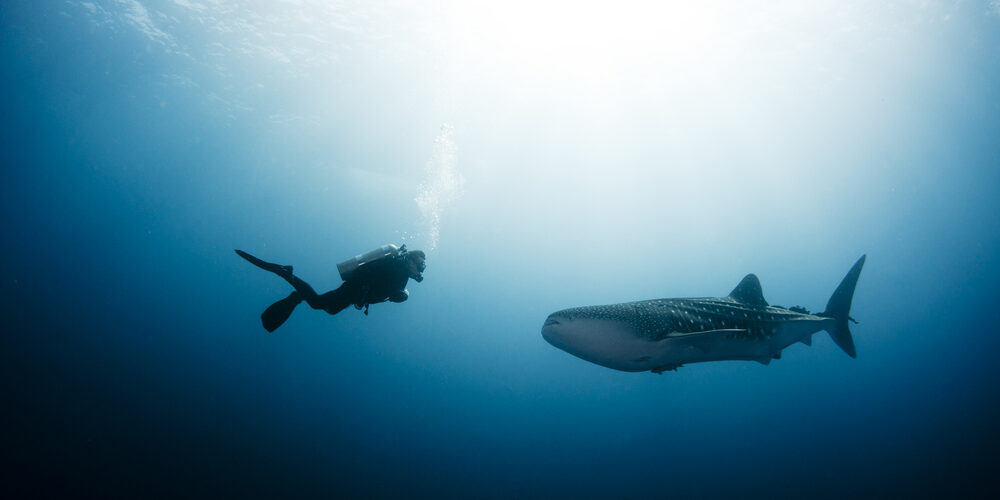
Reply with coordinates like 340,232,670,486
819,255,866,358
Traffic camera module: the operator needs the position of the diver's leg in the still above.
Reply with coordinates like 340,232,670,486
235,249,328,307
275,271,350,313
279,274,327,308
315,284,356,315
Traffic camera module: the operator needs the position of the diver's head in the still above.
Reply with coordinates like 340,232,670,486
405,250,426,282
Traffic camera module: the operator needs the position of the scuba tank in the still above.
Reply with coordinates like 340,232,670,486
336,244,404,281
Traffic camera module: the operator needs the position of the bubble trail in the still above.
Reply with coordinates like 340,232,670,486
414,124,463,251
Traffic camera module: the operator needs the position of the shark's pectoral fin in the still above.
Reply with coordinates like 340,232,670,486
667,329,747,353
651,363,683,374
755,350,783,365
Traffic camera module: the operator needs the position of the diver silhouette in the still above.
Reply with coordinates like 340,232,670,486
235,244,426,332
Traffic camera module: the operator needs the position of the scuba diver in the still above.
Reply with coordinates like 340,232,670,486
235,244,426,332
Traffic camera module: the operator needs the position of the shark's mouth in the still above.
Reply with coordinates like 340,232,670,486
540,315,566,350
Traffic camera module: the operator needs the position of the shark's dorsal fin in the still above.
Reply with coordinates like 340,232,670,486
728,274,769,307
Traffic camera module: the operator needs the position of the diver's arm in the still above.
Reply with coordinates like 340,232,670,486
349,258,408,305
388,289,409,303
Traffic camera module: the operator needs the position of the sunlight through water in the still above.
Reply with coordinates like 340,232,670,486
414,124,463,251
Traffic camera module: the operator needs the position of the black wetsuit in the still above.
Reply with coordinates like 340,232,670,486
236,249,416,331
300,256,412,315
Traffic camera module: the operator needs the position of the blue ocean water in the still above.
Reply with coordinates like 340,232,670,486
2,2,999,498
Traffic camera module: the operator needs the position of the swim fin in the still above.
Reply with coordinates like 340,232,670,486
235,249,292,277
261,292,301,332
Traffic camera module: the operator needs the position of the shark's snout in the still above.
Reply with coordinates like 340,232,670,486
541,307,665,372
541,314,566,347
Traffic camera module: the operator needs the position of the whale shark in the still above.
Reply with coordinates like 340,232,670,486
541,256,866,373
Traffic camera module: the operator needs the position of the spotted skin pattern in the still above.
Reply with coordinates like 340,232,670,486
551,297,821,343
540,262,867,373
